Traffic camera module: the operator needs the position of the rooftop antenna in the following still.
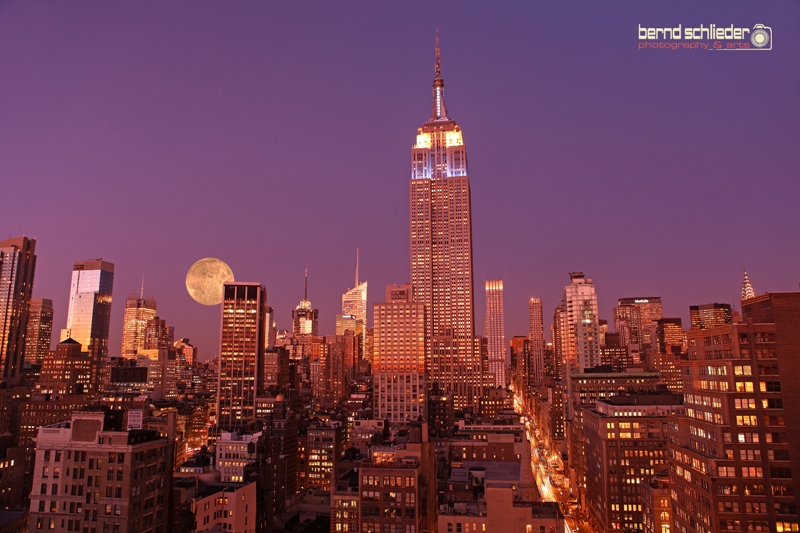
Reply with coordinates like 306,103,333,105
355,248,360,287
304,264,309,301
435,29,441,78
140,265,145,299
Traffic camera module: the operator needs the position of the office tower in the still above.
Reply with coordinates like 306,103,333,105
60,259,114,393
654,318,684,391
528,297,545,386
689,302,733,330
600,333,632,372
509,335,531,394
0,236,36,386
558,272,601,373
25,298,53,365
613,304,641,348
409,36,479,409
358,422,437,533
565,369,662,509
342,249,368,351
552,303,566,379
120,293,156,357
615,297,663,348
309,335,345,410
29,411,170,533
584,391,683,533
669,294,800,533
292,268,318,347
306,420,346,492
484,280,507,387
35,338,91,395
266,305,277,348
374,284,427,425
263,346,289,386
655,318,684,355
218,282,267,430
741,266,755,300
142,316,173,350
335,314,358,336
173,338,197,367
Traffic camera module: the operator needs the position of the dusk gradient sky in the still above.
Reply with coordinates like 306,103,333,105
2,1,798,360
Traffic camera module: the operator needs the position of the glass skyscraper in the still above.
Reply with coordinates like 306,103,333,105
0,236,36,386
60,259,114,392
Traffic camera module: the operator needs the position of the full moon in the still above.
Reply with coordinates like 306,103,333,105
186,258,235,306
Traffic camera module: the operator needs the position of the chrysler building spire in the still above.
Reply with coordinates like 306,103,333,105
431,30,447,120
741,264,755,300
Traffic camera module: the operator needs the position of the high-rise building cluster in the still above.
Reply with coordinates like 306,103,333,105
2,36,798,533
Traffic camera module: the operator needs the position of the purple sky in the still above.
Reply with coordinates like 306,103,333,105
2,2,798,360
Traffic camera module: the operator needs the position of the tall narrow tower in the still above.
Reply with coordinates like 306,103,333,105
218,282,267,430
341,249,367,346
0,236,37,385
528,297,544,386
410,34,479,408
484,280,506,387
292,267,318,347
741,265,755,300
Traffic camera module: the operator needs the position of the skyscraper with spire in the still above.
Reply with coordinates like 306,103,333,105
410,33,480,408
741,265,756,300
292,267,318,347
341,249,367,335
121,293,157,357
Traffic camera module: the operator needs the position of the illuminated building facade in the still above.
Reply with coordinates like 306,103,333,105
35,338,91,395
121,293,157,357
0,236,36,386
218,282,267,430
60,259,114,393
741,267,755,300
584,392,683,533
410,36,479,408
669,298,800,533
654,318,684,391
142,315,173,350
25,297,53,365
342,249,368,357
689,302,733,330
615,297,663,349
559,272,601,374
374,284,427,425
29,411,170,533
292,268,318,348
484,280,506,387
528,297,544,386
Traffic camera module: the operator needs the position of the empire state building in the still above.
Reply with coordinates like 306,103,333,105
410,35,481,409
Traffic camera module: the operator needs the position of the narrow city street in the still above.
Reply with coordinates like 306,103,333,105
517,395,595,533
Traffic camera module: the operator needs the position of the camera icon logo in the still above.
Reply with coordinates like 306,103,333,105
750,24,772,49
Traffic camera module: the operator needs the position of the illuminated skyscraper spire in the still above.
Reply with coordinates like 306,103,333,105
411,32,479,408
741,264,755,300
304,265,309,302
431,29,447,120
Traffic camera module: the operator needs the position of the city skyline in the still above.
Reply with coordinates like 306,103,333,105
1,4,799,533
2,2,798,360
